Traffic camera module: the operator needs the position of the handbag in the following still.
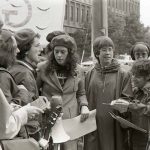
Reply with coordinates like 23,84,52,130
0,138,40,150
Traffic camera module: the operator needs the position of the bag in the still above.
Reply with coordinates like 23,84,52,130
0,138,40,150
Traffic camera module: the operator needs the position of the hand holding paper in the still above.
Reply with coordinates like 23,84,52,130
111,99,129,113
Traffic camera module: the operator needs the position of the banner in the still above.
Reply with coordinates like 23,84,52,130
0,0,66,45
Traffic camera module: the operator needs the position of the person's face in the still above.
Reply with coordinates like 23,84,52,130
54,46,68,66
27,37,43,64
134,44,149,60
98,46,114,66
132,75,147,89
12,36,20,57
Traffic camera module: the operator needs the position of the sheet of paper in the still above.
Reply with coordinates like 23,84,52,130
109,112,147,133
62,109,97,140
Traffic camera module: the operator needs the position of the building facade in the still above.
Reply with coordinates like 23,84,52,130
63,0,140,34
108,0,140,18
63,0,92,33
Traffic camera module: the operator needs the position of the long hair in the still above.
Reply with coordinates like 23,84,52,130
45,49,78,76
0,36,16,68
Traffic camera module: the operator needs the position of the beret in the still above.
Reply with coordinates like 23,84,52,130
0,29,13,42
15,28,37,47
46,31,66,43
51,34,77,53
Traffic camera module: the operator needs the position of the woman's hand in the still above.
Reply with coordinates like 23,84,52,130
10,103,21,111
23,104,44,120
111,99,129,113
80,106,89,122
128,100,146,110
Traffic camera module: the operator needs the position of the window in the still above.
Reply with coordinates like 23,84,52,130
81,7,85,22
65,4,68,20
76,7,79,22
70,5,74,21
86,9,89,22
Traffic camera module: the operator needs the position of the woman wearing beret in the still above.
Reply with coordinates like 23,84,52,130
9,28,43,102
37,34,89,150
84,36,133,150
37,30,66,70
9,28,46,140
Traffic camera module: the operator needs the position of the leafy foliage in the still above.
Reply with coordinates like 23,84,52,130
108,13,149,55
69,23,91,62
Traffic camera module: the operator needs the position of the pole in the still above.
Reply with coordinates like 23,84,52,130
92,0,108,40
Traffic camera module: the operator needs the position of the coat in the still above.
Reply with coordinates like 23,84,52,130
129,82,150,150
0,67,28,105
9,61,40,139
37,64,88,119
37,63,88,150
84,62,133,150
9,60,39,103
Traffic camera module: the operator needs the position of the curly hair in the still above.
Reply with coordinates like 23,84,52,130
0,36,16,68
131,59,150,78
45,49,78,77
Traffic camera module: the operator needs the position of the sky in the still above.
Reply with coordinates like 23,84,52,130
140,0,150,27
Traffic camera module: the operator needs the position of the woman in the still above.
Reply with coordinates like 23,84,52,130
0,27,43,138
0,29,28,105
128,59,150,150
130,42,150,61
37,34,89,150
9,28,46,140
84,36,133,150
9,28,43,102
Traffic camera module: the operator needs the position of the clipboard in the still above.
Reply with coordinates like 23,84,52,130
109,112,147,133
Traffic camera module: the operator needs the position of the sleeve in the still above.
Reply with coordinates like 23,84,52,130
13,71,38,101
76,77,88,109
84,69,96,110
8,74,29,105
116,70,133,100
36,69,43,91
1,107,28,139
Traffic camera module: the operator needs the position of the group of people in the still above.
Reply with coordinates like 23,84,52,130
1,18,150,150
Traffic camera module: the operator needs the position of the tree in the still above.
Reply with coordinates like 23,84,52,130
122,14,147,54
108,12,125,54
108,13,149,55
69,23,91,62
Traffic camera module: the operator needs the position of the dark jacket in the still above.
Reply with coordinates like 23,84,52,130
84,61,133,150
9,60,39,103
0,67,28,105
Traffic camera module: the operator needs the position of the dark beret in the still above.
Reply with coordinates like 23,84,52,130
51,34,77,53
46,31,66,43
15,28,37,47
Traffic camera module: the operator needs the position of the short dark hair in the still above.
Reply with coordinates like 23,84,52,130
130,42,150,60
17,34,40,60
93,36,114,59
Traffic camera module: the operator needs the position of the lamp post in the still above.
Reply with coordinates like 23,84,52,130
92,0,108,40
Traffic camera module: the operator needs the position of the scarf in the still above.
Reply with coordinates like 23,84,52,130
95,59,120,74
